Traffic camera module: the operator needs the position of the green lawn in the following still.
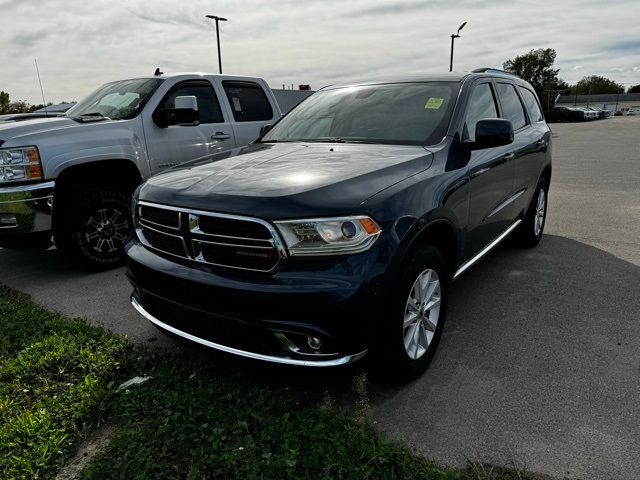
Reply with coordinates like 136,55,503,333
0,286,535,480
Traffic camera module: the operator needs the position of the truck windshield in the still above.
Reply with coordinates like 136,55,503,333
262,82,458,146
66,78,163,120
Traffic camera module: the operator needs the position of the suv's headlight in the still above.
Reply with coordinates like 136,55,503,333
0,146,43,183
275,216,381,256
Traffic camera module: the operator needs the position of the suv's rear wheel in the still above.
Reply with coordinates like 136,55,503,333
374,246,449,381
55,186,133,269
514,176,548,248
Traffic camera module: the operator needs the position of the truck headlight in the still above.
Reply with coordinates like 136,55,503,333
275,216,381,256
0,146,43,183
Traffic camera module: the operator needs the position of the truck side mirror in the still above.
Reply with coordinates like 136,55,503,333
174,96,199,126
260,124,273,136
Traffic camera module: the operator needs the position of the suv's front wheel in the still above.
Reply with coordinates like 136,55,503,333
55,185,133,269
374,246,449,381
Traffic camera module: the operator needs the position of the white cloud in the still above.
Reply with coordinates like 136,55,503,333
1,0,639,103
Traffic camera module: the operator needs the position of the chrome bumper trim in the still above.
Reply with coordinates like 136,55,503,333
0,181,54,233
131,294,368,367
453,219,522,280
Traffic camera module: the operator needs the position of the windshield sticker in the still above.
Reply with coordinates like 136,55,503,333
232,97,242,111
425,97,444,109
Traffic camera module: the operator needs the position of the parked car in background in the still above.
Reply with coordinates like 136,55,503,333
545,106,584,122
586,107,606,119
127,68,552,379
0,73,281,267
627,106,640,115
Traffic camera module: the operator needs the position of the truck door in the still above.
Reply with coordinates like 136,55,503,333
143,80,237,174
216,80,278,147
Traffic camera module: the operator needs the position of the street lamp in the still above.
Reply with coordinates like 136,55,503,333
449,21,467,72
205,15,228,74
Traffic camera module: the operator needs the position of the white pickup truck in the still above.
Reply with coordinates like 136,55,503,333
0,73,281,267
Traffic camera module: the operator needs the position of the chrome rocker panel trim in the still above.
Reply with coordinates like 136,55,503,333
453,219,522,280
131,295,368,367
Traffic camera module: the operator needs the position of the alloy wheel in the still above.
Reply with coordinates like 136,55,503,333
83,207,131,254
534,189,546,236
403,268,442,360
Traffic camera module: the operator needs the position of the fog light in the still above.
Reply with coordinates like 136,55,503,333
307,336,322,350
0,214,18,227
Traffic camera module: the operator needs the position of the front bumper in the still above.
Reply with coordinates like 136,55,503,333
0,181,54,234
126,240,388,366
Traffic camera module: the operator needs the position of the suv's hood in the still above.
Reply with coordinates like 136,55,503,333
139,142,433,219
0,117,99,145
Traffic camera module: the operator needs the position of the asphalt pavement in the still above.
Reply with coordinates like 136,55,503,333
2,116,639,480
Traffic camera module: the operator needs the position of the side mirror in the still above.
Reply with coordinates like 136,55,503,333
174,96,199,126
466,118,514,150
259,123,273,136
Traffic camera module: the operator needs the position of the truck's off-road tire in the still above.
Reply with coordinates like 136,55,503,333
514,176,548,248
54,186,133,269
373,246,449,382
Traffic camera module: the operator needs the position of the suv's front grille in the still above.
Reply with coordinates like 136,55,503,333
136,201,286,272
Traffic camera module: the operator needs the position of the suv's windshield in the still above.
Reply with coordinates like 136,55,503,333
66,78,163,120
262,82,458,146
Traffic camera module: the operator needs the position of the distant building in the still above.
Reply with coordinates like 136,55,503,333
556,93,640,111
271,89,314,114
34,102,76,113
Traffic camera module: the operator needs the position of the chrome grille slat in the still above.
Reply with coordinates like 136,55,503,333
136,201,286,272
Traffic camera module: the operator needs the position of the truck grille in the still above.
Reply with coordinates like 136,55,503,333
136,201,286,272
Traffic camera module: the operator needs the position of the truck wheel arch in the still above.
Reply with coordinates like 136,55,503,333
52,159,142,225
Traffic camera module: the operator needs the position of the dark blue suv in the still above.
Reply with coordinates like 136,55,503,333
126,69,551,379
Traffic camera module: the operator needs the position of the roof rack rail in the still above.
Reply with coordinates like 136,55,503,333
472,67,520,77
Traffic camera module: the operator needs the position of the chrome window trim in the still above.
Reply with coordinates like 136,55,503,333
131,295,367,367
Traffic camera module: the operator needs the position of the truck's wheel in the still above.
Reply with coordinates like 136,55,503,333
373,246,449,382
55,186,133,269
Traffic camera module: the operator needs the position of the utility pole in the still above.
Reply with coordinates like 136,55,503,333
449,22,467,72
205,15,228,74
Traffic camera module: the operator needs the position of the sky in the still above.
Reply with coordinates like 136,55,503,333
1,0,639,104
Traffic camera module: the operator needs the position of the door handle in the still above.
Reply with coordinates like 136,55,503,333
503,153,515,161
211,132,231,140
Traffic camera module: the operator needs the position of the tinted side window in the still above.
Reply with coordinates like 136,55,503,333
164,82,223,124
463,83,498,141
496,83,527,130
222,81,273,122
519,87,544,122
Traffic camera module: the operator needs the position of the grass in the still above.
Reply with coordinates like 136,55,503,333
0,286,538,480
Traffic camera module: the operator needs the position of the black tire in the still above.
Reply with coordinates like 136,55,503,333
514,176,548,248
54,185,133,269
373,246,449,382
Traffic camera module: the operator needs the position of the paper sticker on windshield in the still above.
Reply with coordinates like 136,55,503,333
425,97,444,109
232,97,242,111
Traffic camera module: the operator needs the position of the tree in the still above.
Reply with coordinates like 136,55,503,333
503,48,561,101
627,84,640,94
571,76,625,95
0,91,10,114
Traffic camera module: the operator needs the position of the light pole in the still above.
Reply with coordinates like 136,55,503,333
205,15,228,74
449,21,467,72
